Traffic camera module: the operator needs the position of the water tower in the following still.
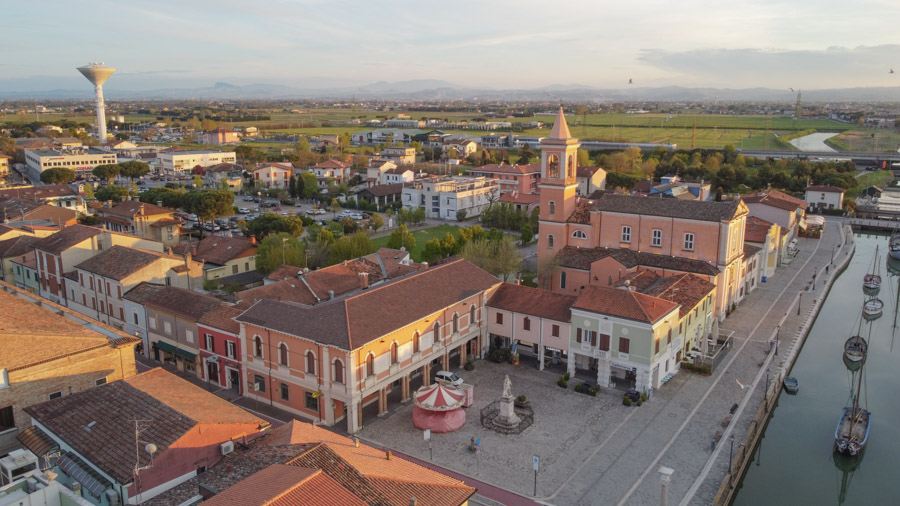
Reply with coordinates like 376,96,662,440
77,62,115,141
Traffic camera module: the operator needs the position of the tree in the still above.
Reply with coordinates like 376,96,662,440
200,118,217,132
577,149,590,167
193,175,204,188
92,163,121,184
519,224,533,246
256,233,306,274
246,213,305,240
461,237,522,281
94,185,129,203
369,212,383,232
456,209,468,222
328,231,375,265
118,160,150,180
329,198,342,218
518,144,535,165
295,137,310,153
288,175,298,198
187,190,234,233
301,172,318,199
82,183,95,201
445,147,459,160
386,225,415,251
421,239,446,264
40,167,76,184
235,145,266,165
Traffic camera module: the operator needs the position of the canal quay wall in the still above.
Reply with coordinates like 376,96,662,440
712,223,855,506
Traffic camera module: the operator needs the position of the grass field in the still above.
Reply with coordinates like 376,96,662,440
370,224,464,262
831,129,900,153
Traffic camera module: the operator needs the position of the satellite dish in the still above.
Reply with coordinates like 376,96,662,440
145,443,158,455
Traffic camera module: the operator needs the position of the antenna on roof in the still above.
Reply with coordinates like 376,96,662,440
133,419,157,478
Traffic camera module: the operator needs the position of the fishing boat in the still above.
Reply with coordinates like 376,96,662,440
890,229,900,261
844,335,868,363
862,298,883,320
783,376,799,394
834,406,870,456
863,246,882,293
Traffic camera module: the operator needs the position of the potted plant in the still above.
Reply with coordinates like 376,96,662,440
515,394,529,408
563,372,571,381
623,396,633,406
575,383,584,393
557,376,568,388
588,386,598,396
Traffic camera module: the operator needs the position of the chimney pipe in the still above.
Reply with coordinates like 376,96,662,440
359,272,369,290
410,499,417,506
386,451,392,460
328,290,334,300
353,437,359,448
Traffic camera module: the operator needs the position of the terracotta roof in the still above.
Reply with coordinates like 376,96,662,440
240,259,383,309
576,166,605,178
470,163,540,175
204,465,365,506
744,244,762,258
205,162,242,173
236,259,500,350
806,185,845,193
487,283,576,322
149,217,181,227
573,285,678,323
615,269,662,291
546,107,571,139
359,183,403,197
742,189,808,211
641,273,716,318
101,200,172,217
75,245,179,281
556,246,720,276
198,305,243,334
142,286,223,321
25,368,265,484
631,180,653,193
0,198,77,226
590,193,742,222
31,224,102,255
173,235,256,266
0,184,78,200
0,235,38,259
123,281,166,303
566,200,594,224
266,265,303,281
499,192,541,205
11,250,37,269
0,289,112,371
745,216,775,243
363,248,423,278
311,159,349,169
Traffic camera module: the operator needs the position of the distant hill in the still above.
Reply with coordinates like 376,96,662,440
0,79,898,102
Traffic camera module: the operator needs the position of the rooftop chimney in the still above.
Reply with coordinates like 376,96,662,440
359,272,369,290
386,451,392,461
353,437,359,448
328,290,335,300
410,499,417,506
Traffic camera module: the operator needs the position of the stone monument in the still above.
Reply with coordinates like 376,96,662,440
496,375,520,428
481,374,532,434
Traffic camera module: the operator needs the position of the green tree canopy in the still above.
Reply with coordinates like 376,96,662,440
92,163,121,184
94,185,129,203
386,225,415,251
40,167,76,184
328,231,375,265
82,183,95,201
118,160,150,180
246,213,304,241
255,233,306,274
300,172,318,198
186,190,234,227
461,237,522,281
369,212,383,232
138,187,188,209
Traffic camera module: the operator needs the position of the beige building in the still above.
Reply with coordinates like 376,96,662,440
23,147,117,180
379,146,417,165
173,234,257,280
0,154,9,178
0,282,139,455
159,149,237,174
253,162,293,189
67,245,203,331
143,287,224,378
96,200,183,248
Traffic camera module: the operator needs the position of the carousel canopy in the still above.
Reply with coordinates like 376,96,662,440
414,383,465,411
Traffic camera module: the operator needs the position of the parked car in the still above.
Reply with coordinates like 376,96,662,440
435,371,463,387
238,208,251,214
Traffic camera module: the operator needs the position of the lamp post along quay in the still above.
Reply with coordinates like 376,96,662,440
658,466,674,506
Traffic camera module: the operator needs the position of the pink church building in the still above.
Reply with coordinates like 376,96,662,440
537,109,748,318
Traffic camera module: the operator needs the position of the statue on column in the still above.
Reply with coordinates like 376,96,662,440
502,375,512,399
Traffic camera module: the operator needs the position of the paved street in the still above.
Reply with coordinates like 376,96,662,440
358,218,851,505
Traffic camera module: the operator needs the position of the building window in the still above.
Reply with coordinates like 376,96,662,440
391,342,399,364
133,311,139,325
434,323,441,345
49,391,62,400
496,313,503,325
279,343,289,366
684,233,695,251
547,234,554,249
306,351,316,375
280,383,290,401
549,201,556,215
560,271,567,289
95,377,107,386
413,332,420,353
254,374,266,393
552,324,560,337
334,360,344,384
599,334,610,351
652,229,662,247
621,226,632,243
655,338,660,354
523,317,531,331
366,353,375,377
305,392,319,411
226,341,236,359
185,329,193,344
470,305,477,326
205,334,214,352
254,336,263,358
619,338,630,354
452,313,459,333
149,316,157,330
547,154,559,179
0,406,14,431
163,321,172,335
572,230,587,239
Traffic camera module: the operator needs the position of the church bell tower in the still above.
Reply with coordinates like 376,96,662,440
537,107,581,267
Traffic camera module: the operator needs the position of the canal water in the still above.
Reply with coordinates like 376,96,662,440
734,233,900,505
788,132,839,152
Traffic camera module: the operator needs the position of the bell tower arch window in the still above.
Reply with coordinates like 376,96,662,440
547,154,560,179
567,155,575,178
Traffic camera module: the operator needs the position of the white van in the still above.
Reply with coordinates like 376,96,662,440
435,371,463,387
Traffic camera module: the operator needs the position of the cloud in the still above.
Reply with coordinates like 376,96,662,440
637,45,900,89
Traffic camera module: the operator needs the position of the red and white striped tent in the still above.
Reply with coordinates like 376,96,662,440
414,383,465,411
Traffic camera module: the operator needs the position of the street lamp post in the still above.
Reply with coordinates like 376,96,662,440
798,292,803,316
813,267,818,290
765,371,770,400
658,466,674,506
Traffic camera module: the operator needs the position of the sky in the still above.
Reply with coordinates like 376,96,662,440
2,0,899,93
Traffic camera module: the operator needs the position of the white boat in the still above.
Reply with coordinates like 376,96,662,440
890,230,900,261
862,298,883,320
844,335,867,363
863,246,881,293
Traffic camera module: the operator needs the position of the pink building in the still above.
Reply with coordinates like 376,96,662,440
198,305,245,394
537,108,748,318
469,163,540,194
253,162,293,188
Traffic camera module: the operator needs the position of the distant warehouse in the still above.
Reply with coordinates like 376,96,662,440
24,147,117,180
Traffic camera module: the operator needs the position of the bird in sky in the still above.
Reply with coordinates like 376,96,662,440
891,69,895,74
628,78,633,85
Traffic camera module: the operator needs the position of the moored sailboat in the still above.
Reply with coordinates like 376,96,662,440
863,246,882,293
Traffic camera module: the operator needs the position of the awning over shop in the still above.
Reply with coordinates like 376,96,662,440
153,340,176,354
174,348,197,362
16,425,58,458
58,453,112,498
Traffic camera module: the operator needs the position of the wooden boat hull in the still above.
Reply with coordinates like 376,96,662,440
834,407,870,456
844,335,868,363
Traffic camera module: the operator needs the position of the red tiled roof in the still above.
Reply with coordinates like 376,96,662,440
240,259,382,309
198,305,242,334
487,283,576,322
556,246,720,276
142,286,223,321
311,159,349,169
173,235,256,266
0,184,78,200
742,189,808,211
25,368,265,483
745,216,775,243
32,224,102,255
806,185,845,193
573,285,678,323
499,192,541,205
641,273,716,318
0,235,38,259
75,245,183,280
576,166,605,178
101,200,173,217
615,269,661,291
204,465,365,506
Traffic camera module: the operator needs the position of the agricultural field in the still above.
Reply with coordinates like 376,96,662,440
829,128,900,153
